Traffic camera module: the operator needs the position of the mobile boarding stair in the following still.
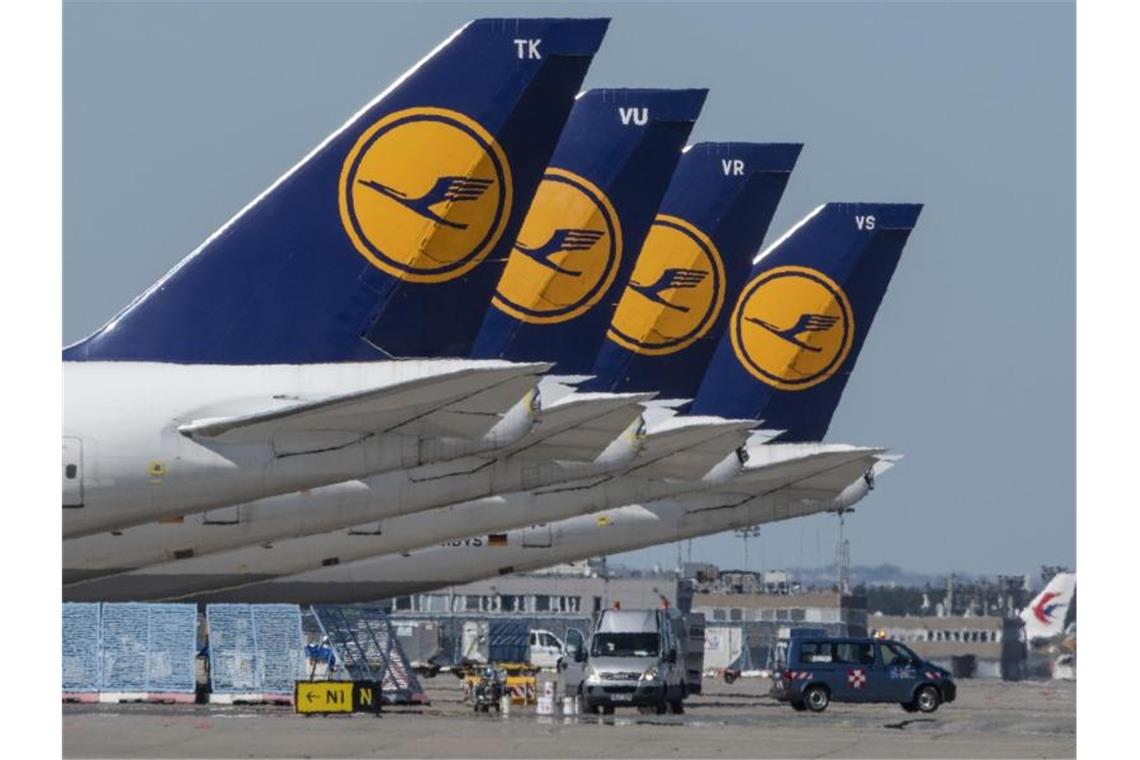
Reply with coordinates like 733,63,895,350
309,606,429,705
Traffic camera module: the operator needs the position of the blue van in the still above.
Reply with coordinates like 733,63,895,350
775,635,956,713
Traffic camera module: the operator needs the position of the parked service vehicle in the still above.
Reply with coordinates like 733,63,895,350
774,634,956,713
459,621,567,670
460,620,530,665
562,608,700,715
391,619,445,677
528,629,567,670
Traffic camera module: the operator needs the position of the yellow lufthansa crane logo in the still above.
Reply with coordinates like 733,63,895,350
339,107,513,283
729,266,854,391
607,215,726,356
491,168,622,324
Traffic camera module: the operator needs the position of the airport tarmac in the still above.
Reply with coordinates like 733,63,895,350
63,676,1075,759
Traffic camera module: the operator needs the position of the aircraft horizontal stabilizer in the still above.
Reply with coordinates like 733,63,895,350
178,362,551,444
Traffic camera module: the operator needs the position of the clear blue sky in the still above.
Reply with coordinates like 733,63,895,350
63,1,1075,577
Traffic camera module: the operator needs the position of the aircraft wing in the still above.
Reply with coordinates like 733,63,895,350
178,363,551,444
628,416,759,481
524,396,650,463
706,445,887,499
400,372,541,440
507,392,654,459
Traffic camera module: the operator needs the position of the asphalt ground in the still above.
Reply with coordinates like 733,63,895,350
63,675,1075,758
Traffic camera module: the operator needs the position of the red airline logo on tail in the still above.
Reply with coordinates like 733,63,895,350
1032,591,1063,624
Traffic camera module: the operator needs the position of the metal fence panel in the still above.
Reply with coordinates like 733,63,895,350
100,603,149,692
145,604,197,693
206,604,257,693
98,603,198,693
62,603,101,692
250,604,305,695
207,604,304,694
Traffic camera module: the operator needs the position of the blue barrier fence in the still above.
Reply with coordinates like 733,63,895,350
101,603,197,693
251,604,307,695
62,603,101,692
63,602,332,700
63,602,198,694
144,604,199,693
206,604,305,695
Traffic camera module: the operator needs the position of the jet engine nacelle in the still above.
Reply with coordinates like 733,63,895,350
480,388,542,448
593,416,646,468
701,447,748,486
830,468,874,510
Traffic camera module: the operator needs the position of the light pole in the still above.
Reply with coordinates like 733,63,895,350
834,507,853,595
734,525,763,572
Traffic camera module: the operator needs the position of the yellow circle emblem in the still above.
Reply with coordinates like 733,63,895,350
491,168,622,324
338,107,512,283
730,265,854,391
606,215,726,356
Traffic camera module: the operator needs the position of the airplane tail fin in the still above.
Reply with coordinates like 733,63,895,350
471,88,708,373
588,142,802,397
1020,572,1076,640
65,18,609,363
690,202,922,440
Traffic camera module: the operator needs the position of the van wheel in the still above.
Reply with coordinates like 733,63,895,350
803,685,830,713
668,700,685,714
602,705,615,715
790,699,807,712
914,685,940,713
901,702,919,713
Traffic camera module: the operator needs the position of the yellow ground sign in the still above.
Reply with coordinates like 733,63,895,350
295,681,355,714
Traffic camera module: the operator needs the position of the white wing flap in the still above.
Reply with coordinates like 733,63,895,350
509,392,653,459
531,404,646,462
778,454,884,501
632,422,756,481
401,373,540,440
710,447,884,498
178,363,549,443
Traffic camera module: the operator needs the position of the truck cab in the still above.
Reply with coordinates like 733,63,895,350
776,634,956,713
561,608,691,715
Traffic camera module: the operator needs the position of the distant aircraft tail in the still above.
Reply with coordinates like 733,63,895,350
64,18,609,363
690,202,922,440
1020,572,1076,641
471,88,708,373
587,142,802,397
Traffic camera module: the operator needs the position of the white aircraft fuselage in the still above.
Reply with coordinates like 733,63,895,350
161,454,889,604
62,443,880,602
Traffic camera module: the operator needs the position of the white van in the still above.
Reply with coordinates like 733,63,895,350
528,629,566,670
562,608,699,714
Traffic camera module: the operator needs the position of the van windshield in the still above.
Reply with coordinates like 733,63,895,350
590,632,659,658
